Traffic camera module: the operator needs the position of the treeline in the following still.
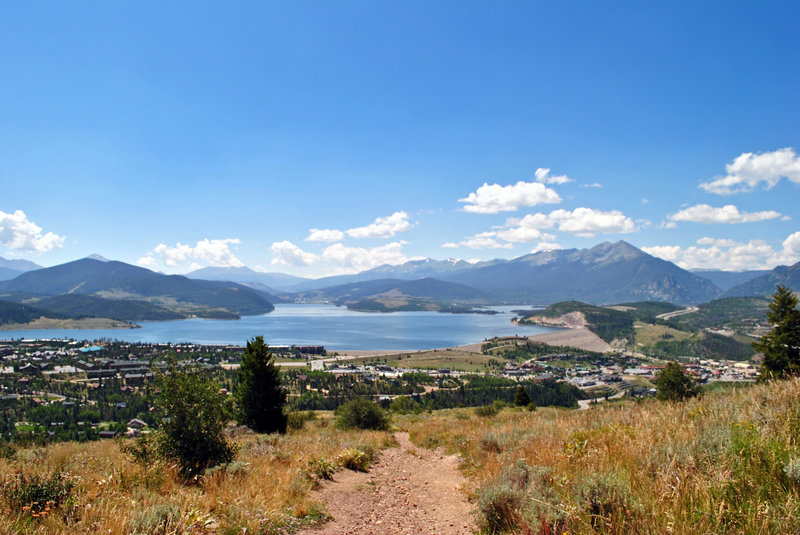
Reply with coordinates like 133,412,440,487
0,299,68,325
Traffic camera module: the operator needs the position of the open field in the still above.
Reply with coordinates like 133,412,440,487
344,348,509,372
633,321,694,346
526,328,612,353
0,317,136,331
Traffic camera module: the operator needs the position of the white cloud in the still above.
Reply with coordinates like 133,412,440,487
700,147,800,195
583,183,603,188
270,241,319,267
494,227,556,243
346,211,412,239
783,232,800,257
534,168,572,185
530,242,562,253
0,210,64,252
322,242,421,273
144,238,244,269
442,232,514,250
547,207,637,237
306,228,345,243
502,208,637,237
643,232,800,270
459,181,561,214
136,256,157,267
668,204,782,224
696,237,738,247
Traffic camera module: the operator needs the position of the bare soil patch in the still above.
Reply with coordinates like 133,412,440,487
299,431,475,535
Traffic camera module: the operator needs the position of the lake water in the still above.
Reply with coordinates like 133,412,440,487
0,304,558,350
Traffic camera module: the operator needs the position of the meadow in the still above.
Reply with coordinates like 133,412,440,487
2,379,800,534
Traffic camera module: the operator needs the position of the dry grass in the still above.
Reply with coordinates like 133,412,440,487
0,418,392,534
402,379,800,534
353,348,508,372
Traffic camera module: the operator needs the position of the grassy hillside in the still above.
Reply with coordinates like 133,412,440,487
406,379,800,534
664,296,769,331
0,421,391,534
5,380,800,533
32,294,185,321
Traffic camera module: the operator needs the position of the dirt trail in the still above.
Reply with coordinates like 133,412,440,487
299,432,476,535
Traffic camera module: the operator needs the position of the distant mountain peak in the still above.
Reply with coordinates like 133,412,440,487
87,254,110,262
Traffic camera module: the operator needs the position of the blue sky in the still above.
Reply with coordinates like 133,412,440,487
1,1,798,277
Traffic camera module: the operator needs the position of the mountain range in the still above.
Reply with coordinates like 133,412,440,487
0,258,275,322
0,256,42,282
1,241,796,327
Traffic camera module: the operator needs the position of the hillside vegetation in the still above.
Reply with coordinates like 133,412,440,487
406,379,800,534
0,300,68,326
5,380,800,533
520,301,635,343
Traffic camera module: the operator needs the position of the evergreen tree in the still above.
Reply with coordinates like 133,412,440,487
514,385,531,406
236,336,287,433
655,361,699,402
754,285,800,379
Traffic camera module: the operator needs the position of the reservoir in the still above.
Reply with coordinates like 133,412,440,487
0,304,557,350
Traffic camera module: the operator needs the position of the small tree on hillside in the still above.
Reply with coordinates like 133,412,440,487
754,285,800,379
156,362,235,478
236,336,287,433
514,385,531,406
655,361,700,402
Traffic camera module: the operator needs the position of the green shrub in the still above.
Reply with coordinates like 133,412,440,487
3,472,74,516
337,448,374,472
474,404,499,417
122,433,159,466
156,362,237,479
334,398,390,430
306,458,337,482
287,412,307,431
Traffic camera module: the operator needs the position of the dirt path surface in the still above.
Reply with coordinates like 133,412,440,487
299,432,476,535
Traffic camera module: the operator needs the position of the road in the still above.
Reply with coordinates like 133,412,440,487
578,390,626,410
655,306,699,321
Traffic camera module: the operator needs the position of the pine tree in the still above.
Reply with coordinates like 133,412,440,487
236,336,287,433
754,285,800,379
514,385,531,406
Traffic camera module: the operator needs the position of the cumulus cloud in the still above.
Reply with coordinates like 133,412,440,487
306,228,345,243
700,147,800,195
549,208,637,237
643,232,800,270
139,238,244,269
270,241,319,267
501,208,637,237
442,232,514,250
534,168,572,185
494,226,557,243
668,204,782,224
445,207,636,249
322,242,421,273
459,181,561,214
346,211,412,239
0,210,64,252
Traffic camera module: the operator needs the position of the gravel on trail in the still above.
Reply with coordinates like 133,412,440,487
298,431,476,535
